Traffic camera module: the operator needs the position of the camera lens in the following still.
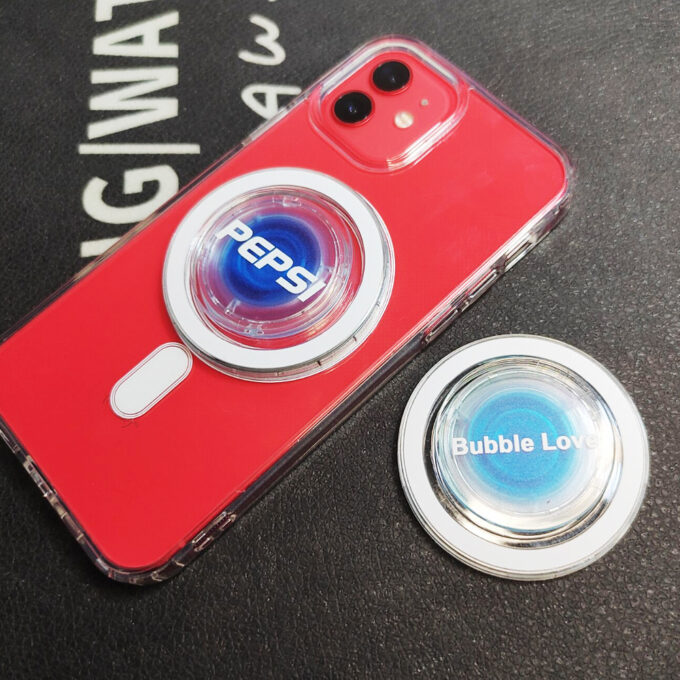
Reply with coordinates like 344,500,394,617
372,60,411,92
333,91,372,124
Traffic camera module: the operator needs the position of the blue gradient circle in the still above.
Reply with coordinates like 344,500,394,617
190,187,363,348
431,359,616,537
466,390,578,504
219,213,321,307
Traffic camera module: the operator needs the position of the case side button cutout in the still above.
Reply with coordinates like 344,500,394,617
110,343,192,419
467,268,500,302
423,295,467,345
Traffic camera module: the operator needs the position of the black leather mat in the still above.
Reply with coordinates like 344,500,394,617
0,1,678,677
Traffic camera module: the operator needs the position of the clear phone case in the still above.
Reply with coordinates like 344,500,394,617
0,37,573,583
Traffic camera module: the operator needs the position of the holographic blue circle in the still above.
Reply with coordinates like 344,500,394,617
463,389,579,505
431,358,617,539
218,213,322,307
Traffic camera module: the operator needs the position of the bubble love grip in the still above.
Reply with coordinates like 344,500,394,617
399,336,648,580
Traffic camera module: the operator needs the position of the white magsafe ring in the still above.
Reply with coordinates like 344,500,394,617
163,168,394,381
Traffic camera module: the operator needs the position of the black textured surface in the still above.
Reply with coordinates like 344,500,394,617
0,1,678,678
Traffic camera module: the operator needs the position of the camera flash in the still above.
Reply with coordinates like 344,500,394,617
394,111,414,129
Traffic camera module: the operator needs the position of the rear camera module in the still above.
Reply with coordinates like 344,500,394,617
372,60,411,92
333,91,372,124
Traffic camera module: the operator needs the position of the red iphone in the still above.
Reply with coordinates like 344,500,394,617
0,37,572,583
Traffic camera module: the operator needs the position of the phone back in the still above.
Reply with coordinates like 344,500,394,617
0,38,571,582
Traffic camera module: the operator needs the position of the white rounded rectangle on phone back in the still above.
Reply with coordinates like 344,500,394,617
110,343,192,419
